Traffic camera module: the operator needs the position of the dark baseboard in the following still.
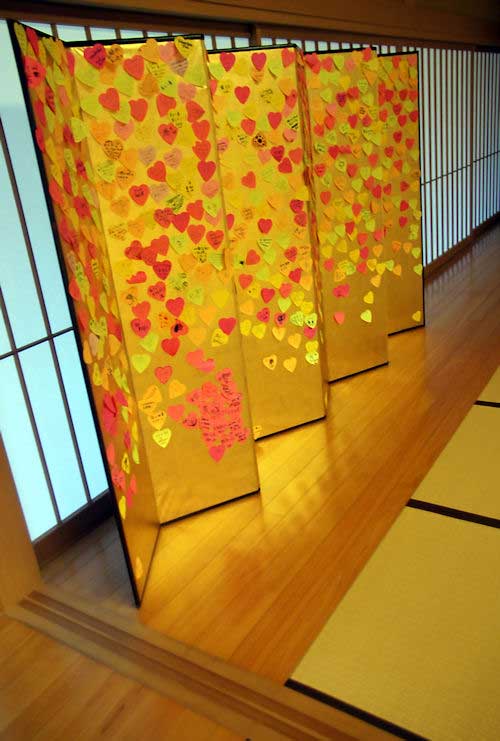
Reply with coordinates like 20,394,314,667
34,493,113,567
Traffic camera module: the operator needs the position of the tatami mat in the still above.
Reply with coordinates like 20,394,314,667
290,508,500,740
410,405,500,521
478,367,500,404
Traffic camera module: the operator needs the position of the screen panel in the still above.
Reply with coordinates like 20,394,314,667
304,48,389,381
11,21,160,603
378,52,424,334
69,35,259,523
208,46,326,438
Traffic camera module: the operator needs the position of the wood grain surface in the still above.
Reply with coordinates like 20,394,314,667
44,224,500,685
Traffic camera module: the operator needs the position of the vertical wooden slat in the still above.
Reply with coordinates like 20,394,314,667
471,51,475,230
460,50,465,241
439,48,445,256
84,26,92,41
431,47,438,260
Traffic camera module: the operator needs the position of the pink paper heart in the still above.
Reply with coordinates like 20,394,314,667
258,149,271,165
114,120,134,140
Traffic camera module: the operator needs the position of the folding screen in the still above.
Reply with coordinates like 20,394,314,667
378,52,424,334
208,46,326,438
304,48,389,381
11,22,260,601
10,22,159,603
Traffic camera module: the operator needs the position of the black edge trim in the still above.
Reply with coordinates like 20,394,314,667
388,322,425,337
407,499,500,530
255,413,326,442
160,488,260,527
66,33,203,47
285,679,428,741
474,400,500,408
208,43,298,54
305,45,378,56
331,360,389,384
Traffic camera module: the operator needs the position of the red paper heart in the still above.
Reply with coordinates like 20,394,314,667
187,200,204,220
161,337,180,356
127,271,147,284
268,112,282,129
241,171,256,188
261,287,275,303
129,184,149,205
258,218,272,234
158,123,177,144
256,307,270,322
271,145,285,162
220,51,235,71
186,99,204,123
99,88,119,112
129,98,148,121
155,366,173,384
192,139,211,161
153,260,172,279
192,120,210,140
187,224,205,243
234,85,250,104
198,160,216,182
84,44,106,69
206,230,224,249
285,247,297,261
166,297,185,317
124,55,144,80
278,157,292,173
209,445,225,462
154,208,173,228
167,404,185,421
172,212,190,232
131,318,151,337
281,47,295,67
219,317,236,335
246,249,260,265
156,93,176,116
241,118,256,136
289,268,302,283
239,274,253,289
148,161,166,182
147,281,166,301
251,52,266,71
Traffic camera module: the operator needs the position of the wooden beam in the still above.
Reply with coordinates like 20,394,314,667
0,0,499,46
0,436,41,611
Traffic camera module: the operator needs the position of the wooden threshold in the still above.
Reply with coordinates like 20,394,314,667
8,585,393,740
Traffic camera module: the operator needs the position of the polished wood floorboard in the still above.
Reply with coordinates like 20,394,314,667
0,616,241,740
43,226,500,684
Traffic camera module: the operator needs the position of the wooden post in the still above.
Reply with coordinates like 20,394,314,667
0,435,41,610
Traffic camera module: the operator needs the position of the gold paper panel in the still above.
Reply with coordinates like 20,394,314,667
378,53,424,334
70,36,259,523
208,46,326,438
304,49,388,381
11,22,159,602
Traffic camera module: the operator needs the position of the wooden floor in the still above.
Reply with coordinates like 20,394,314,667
43,225,500,686
0,616,240,740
